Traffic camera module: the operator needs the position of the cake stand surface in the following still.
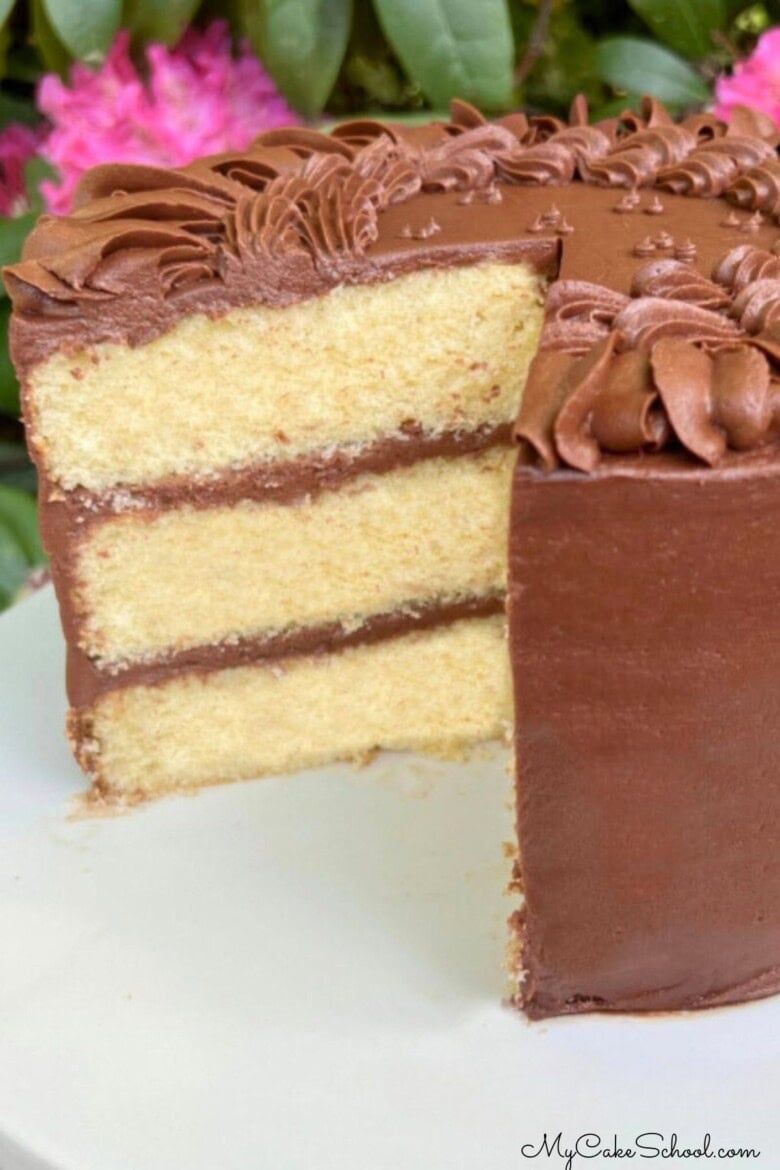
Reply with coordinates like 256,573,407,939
0,587,776,1170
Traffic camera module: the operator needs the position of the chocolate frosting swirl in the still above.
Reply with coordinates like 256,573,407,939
612,297,742,350
519,230,780,473
712,244,780,291
8,93,779,338
657,136,776,196
418,124,513,192
727,158,780,213
579,126,697,187
518,329,780,472
732,278,780,333
630,259,730,309
540,280,629,354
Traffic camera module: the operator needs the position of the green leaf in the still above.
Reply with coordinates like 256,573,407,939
518,3,603,114
0,440,37,492
0,302,19,416
124,0,202,45
41,0,122,59
0,91,41,128
374,0,514,110
250,0,353,117
0,485,44,564
590,94,645,121
0,213,36,291
628,0,725,59
0,521,28,607
3,46,48,86
31,0,72,75
596,37,710,107
0,484,41,606
24,157,57,216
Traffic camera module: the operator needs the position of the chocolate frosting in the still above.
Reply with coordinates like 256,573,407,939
510,459,780,1016
517,241,780,471
5,94,780,377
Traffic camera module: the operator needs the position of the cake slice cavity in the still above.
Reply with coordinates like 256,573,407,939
27,262,544,495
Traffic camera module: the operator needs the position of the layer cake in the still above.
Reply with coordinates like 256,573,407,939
8,96,780,1017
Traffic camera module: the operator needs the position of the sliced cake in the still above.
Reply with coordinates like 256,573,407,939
8,96,780,1017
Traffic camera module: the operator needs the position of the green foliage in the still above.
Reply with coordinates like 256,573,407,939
597,36,711,105
0,0,769,126
374,0,514,109
0,439,36,492
30,0,72,74
0,485,44,609
249,0,354,117
41,0,122,60
0,0,775,613
627,0,726,59
0,483,43,563
0,303,18,415
0,211,35,279
123,0,203,45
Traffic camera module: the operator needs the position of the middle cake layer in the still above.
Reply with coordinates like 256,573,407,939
69,446,515,669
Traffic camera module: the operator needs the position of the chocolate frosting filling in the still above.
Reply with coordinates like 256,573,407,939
39,425,513,711
66,592,505,709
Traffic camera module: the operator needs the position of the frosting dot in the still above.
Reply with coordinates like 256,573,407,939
674,239,697,263
633,237,656,257
740,213,763,234
614,191,641,213
415,217,441,239
399,217,442,240
644,195,664,215
653,231,674,250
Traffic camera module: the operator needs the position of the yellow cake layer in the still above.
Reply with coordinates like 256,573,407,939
28,262,543,493
77,615,511,797
75,447,514,668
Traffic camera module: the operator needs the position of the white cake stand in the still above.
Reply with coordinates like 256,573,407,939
0,587,775,1170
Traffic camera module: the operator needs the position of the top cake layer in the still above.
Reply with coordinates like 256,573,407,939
4,91,780,493
8,95,780,497
7,95,780,373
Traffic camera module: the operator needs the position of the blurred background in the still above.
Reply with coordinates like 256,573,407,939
0,0,778,611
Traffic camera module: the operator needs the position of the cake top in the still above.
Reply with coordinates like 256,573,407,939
7,95,780,472
516,245,780,472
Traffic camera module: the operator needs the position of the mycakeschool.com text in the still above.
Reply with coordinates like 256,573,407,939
519,1132,760,1168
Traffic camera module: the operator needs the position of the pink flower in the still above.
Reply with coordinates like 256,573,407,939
0,124,43,217
37,21,301,214
714,27,780,127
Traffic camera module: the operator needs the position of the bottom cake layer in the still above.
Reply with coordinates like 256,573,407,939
73,615,511,799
